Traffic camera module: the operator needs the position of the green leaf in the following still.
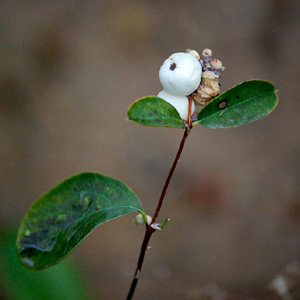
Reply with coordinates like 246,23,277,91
194,80,278,128
1,229,92,300
127,96,185,128
17,172,142,270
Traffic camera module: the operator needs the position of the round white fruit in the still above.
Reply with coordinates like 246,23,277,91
135,214,144,224
157,89,195,121
135,214,152,225
159,52,201,96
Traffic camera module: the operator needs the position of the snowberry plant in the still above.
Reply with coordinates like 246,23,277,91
17,48,278,299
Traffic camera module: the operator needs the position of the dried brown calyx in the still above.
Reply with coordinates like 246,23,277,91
191,48,225,106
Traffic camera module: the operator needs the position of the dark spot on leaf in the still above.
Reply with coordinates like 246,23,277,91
170,63,176,71
217,100,227,110
236,96,239,99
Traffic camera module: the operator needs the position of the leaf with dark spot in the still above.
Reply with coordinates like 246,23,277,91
194,80,278,128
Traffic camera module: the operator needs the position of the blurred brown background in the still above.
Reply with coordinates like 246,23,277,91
1,1,300,299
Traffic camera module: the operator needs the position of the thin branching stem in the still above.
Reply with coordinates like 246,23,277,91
126,125,191,300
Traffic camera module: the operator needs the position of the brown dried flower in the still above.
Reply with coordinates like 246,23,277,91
192,48,225,106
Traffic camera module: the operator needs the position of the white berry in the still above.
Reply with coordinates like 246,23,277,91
157,89,195,121
135,214,144,224
159,52,201,96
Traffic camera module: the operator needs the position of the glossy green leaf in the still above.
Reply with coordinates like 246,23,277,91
127,96,185,128
1,230,91,300
17,172,142,270
195,80,278,128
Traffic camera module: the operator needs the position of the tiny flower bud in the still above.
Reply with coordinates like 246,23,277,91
202,48,212,57
146,215,152,225
187,49,200,60
211,59,223,69
202,70,216,80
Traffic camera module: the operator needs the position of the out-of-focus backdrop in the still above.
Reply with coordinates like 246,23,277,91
1,1,300,299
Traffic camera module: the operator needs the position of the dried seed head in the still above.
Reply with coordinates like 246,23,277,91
202,70,216,80
211,59,223,69
187,49,200,60
192,79,220,106
191,47,225,106
202,48,212,57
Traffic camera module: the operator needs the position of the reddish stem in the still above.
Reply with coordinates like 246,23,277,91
126,127,190,300
151,128,189,224
187,94,193,126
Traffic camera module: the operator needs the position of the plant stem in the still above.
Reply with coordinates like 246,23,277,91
126,126,191,300
151,127,190,224
187,94,193,126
